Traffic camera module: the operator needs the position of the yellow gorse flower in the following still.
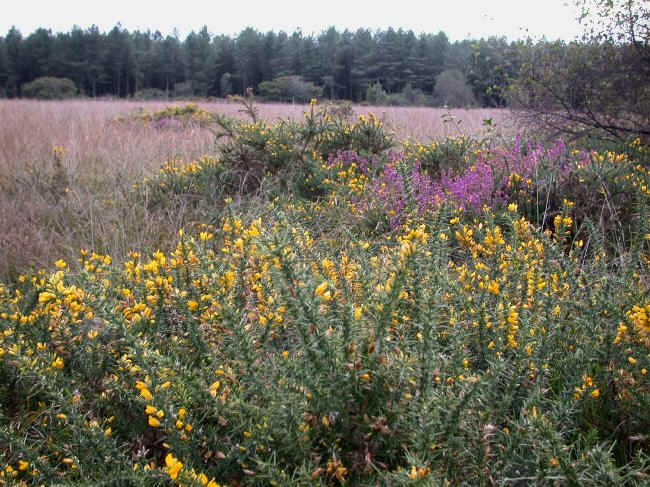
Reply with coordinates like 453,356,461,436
165,453,183,480
51,356,64,369
314,281,328,296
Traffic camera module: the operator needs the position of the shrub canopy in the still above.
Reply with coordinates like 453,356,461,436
22,77,77,99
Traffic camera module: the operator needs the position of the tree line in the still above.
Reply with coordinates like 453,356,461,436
0,24,524,106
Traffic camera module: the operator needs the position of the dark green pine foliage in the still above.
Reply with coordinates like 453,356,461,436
0,36,8,96
184,26,214,96
4,26,24,97
0,24,527,105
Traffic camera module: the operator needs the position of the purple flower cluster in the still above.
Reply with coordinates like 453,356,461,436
327,138,589,229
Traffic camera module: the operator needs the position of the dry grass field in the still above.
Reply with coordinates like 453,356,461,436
0,99,511,280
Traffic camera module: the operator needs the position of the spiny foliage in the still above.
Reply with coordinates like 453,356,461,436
1,100,649,486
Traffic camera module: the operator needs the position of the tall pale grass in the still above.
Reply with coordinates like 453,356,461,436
0,99,511,280
0,100,214,279
359,105,513,141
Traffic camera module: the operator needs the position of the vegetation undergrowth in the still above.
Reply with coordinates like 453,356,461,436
1,99,649,486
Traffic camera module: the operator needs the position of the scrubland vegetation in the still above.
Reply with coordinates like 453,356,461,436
1,1,649,484
0,99,508,279
0,95,648,486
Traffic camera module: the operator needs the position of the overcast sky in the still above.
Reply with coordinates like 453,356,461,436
1,0,584,41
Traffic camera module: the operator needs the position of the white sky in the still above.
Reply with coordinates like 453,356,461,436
1,0,584,41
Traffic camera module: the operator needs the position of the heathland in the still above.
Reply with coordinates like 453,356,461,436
0,99,510,278
0,97,648,485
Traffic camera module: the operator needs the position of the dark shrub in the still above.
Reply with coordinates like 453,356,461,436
434,69,477,108
257,76,322,103
22,77,77,99
133,88,167,100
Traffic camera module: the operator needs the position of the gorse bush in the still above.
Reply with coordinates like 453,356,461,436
403,135,475,178
1,98,649,485
139,156,241,213
1,208,648,485
129,103,214,129
141,100,394,209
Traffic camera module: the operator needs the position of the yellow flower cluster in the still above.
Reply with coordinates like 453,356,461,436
0,166,648,483
164,452,221,486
